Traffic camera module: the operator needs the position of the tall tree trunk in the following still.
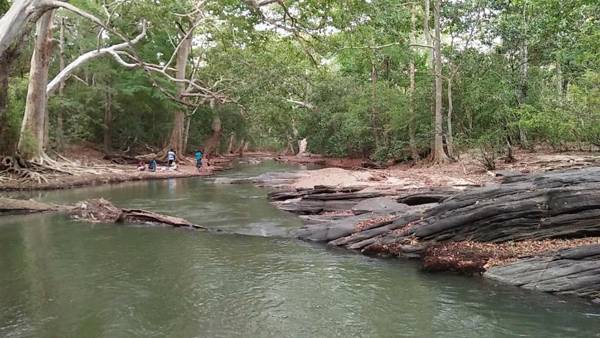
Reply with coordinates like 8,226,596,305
236,138,245,157
518,42,528,106
227,133,235,154
204,114,222,157
424,0,436,155
517,40,529,148
516,5,529,148
56,16,65,150
370,56,379,149
423,0,433,68
408,3,419,161
432,0,448,163
167,32,192,157
446,75,455,159
103,90,112,153
183,115,191,153
18,10,54,161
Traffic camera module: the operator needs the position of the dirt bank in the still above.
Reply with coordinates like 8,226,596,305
0,143,256,191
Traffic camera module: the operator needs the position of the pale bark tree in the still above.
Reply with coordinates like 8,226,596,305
0,0,49,155
17,10,54,160
47,24,147,95
56,16,65,150
423,0,433,68
297,138,308,157
4,0,148,161
408,2,420,161
424,0,438,158
226,133,236,154
0,0,49,60
0,0,133,61
203,113,222,157
167,31,192,157
446,73,454,158
432,0,449,163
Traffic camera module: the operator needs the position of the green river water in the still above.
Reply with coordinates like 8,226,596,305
1,161,599,337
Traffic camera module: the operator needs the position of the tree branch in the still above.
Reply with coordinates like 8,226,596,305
47,22,147,95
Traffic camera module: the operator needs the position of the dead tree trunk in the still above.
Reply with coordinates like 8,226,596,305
432,0,449,163
167,31,192,157
18,10,54,161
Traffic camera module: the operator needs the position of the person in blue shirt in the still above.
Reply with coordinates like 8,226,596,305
194,149,203,171
167,149,176,167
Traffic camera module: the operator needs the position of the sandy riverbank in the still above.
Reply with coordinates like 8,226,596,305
0,143,260,191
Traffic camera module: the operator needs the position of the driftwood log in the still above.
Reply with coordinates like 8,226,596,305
0,197,59,215
0,197,204,229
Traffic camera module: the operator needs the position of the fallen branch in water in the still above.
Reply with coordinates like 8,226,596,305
0,197,204,229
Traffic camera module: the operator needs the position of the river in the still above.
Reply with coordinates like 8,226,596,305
1,161,599,337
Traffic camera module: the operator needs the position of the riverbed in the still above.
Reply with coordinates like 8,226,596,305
1,161,599,337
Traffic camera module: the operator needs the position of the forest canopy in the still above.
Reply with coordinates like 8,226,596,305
0,0,598,164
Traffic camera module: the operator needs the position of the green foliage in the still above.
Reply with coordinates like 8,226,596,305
0,77,28,154
3,0,598,161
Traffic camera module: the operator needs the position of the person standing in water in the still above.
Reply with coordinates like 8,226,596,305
194,149,203,172
167,149,176,167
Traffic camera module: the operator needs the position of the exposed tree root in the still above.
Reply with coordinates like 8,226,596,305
0,152,127,184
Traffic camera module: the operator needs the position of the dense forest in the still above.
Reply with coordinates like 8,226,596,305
0,0,598,167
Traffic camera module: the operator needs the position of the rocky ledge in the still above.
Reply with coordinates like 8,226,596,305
262,167,600,304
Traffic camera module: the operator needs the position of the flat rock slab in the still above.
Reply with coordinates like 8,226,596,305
303,191,385,201
352,197,410,215
295,214,374,242
276,199,359,215
484,245,600,302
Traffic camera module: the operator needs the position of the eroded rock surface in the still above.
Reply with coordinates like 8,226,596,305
484,245,600,303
